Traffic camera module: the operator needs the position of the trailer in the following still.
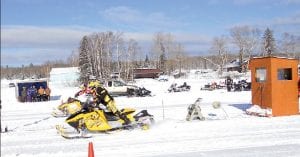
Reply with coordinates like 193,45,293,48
15,79,49,102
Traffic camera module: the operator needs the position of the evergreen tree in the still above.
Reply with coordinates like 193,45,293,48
159,53,167,72
78,36,91,83
263,28,276,56
144,54,150,67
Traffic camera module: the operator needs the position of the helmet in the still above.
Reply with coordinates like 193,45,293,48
88,81,101,89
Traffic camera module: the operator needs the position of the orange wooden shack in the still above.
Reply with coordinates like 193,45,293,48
249,56,299,116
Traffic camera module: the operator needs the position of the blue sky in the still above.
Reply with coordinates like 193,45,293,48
1,0,300,66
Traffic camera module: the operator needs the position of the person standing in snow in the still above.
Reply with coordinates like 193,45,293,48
26,87,32,102
37,86,45,101
21,87,27,102
31,85,38,102
88,81,131,125
27,85,37,102
225,76,233,92
45,87,51,101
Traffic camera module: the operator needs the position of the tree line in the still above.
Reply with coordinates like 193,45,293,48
0,60,73,80
2,26,299,81
209,26,299,73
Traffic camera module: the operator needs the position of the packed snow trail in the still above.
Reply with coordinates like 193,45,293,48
2,77,300,157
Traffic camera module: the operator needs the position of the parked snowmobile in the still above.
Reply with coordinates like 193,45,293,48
168,82,191,92
135,87,152,97
233,80,251,92
240,80,251,91
56,108,154,138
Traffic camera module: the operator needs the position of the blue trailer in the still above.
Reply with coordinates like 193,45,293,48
15,79,49,102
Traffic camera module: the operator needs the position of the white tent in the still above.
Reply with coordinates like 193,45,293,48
49,67,79,87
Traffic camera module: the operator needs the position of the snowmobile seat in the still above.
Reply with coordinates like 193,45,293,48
103,108,135,121
133,110,153,121
103,112,120,121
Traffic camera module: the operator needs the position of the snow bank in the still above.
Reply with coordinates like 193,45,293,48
246,104,272,117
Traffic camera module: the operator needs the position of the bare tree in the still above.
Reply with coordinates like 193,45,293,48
151,32,167,70
173,43,186,74
230,25,261,68
210,36,228,74
114,32,125,76
151,32,188,74
280,32,296,57
123,39,140,80
67,50,79,66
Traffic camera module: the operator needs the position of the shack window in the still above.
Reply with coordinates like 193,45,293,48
278,68,292,80
256,68,266,82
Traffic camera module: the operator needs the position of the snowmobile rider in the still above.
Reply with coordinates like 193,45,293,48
88,81,131,125
74,83,91,98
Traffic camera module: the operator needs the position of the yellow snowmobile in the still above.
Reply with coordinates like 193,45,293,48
56,108,154,138
52,98,83,117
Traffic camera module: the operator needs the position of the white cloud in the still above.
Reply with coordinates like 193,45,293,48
175,33,212,45
284,0,300,4
1,25,92,48
1,25,94,66
124,32,212,46
1,48,71,66
124,32,212,56
209,0,300,6
100,6,183,31
1,25,213,66
272,14,300,26
124,32,153,42
232,0,261,5
102,6,141,23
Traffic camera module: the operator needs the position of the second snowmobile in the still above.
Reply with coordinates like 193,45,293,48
52,98,83,117
52,94,93,117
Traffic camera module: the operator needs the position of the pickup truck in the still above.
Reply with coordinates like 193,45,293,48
103,79,138,96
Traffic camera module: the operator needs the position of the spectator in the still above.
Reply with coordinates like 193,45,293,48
28,85,38,102
225,76,233,92
45,87,51,101
38,86,45,101
26,87,32,102
21,87,27,102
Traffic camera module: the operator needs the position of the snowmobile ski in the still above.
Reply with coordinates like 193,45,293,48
60,132,92,139
51,112,67,118
56,125,92,139
55,120,150,139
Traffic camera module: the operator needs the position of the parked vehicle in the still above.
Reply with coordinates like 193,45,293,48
103,79,139,96
9,83,15,88
157,75,169,82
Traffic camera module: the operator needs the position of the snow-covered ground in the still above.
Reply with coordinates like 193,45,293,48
1,72,300,157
